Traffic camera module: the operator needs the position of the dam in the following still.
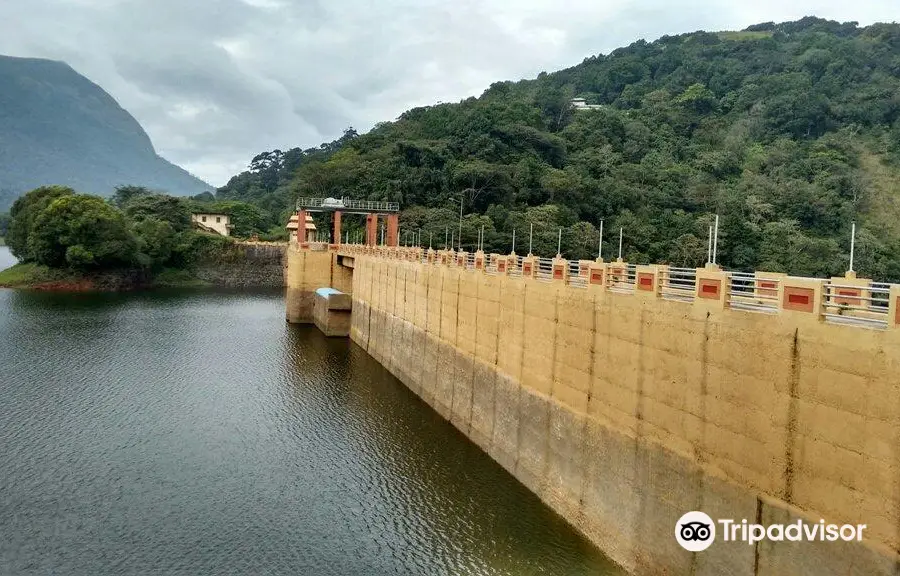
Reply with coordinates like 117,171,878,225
285,239,900,575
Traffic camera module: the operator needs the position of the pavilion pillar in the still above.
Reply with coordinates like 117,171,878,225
332,211,342,245
386,214,399,247
366,214,379,246
297,209,308,245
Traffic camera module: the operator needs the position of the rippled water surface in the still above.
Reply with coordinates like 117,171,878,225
0,287,622,575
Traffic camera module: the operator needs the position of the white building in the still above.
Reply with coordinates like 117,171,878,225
570,98,604,111
191,213,233,237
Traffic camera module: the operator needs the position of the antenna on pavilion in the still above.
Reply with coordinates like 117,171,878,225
707,225,713,265
511,228,516,254
528,223,534,256
556,228,562,258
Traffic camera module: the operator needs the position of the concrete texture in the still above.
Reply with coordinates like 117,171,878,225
288,248,900,575
313,288,352,336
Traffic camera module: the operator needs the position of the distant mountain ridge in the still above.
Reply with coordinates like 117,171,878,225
0,55,212,211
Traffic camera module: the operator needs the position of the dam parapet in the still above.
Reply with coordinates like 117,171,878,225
287,241,900,575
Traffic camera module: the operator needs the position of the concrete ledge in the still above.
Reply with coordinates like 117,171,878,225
313,287,352,336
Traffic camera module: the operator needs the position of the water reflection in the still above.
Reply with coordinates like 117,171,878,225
0,289,622,575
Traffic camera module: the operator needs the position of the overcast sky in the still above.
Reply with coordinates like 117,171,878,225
0,1,897,186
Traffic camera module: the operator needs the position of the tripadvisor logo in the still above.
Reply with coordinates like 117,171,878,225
676,511,716,552
676,511,867,551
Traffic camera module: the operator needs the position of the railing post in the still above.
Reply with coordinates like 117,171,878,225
636,265,664,298
889,285,900,329
493,253,506,274
695,265,729,310
552,257,568,282
297,209,309,248
522,255,537,278
475,250,485,271
457,251,467,268
779,277,827,318
588,262,608,293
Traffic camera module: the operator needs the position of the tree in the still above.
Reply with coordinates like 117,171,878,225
209,201,271,237
133,218,176,268
28,195,137,269
124,194,192,231
0,212,9,238
112,185,153,207
7,186,75,260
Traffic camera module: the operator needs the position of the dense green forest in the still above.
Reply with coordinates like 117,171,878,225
218,17,900,280
2,185,278,276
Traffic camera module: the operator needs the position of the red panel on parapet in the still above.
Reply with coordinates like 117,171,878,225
638,273,654,291
590,270,603,285
783,287,814,312
698,279,721,300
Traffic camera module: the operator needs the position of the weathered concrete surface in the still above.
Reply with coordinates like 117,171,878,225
285,247,349,323
313,287,352,336
339,254,900,576
193,241,287,288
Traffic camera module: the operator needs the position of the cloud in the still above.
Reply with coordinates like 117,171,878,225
0,0,897,185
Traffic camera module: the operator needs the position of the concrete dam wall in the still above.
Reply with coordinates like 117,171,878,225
192,241,288,288
287,245,900,575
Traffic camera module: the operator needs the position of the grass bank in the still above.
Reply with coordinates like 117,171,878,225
0,263,213,291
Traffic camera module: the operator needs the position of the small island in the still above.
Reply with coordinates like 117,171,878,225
0,185,289,291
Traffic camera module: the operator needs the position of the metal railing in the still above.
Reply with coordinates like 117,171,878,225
536,257,554,282
659,267,696,303
727,272,779,314
822,282,890,329
321,246,900,332
607,264,636,293
568,261,587,288
508,255,524,277
296,197,400,213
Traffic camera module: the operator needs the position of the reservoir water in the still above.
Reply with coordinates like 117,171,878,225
0,264,621,575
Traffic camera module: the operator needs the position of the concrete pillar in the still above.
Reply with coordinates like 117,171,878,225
695,267,729,310
588,262,606,286
332,210,342,246
475,250,485,270
522,256,537,278
386,214,399,247
495,254,508,274
780,277,826,317
457,251,467,268
366,214,378,246
297,209,308,246
636,265,663,298
552,257,568,282
889,285,900,328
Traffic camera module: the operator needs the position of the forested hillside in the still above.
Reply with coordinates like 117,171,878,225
0,56,213,212
218,17,900,280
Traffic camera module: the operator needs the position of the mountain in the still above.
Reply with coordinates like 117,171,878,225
220,16,900,280
0,55,212,211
